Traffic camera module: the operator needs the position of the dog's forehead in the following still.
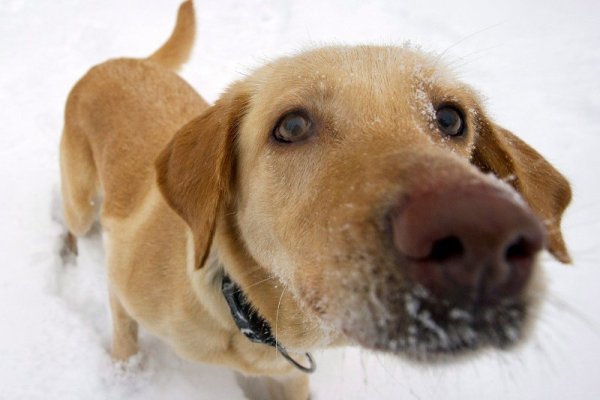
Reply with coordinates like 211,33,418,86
241,46,480,130
248,46,471,103
259,46,438,83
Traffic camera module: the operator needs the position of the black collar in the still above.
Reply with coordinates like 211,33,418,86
221,274,316,373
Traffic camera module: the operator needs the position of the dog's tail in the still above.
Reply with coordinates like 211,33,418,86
147,0,195,70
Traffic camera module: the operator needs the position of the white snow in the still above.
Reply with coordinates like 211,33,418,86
1,0,600,399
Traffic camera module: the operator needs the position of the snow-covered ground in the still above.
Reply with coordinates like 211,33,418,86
1,0,599,398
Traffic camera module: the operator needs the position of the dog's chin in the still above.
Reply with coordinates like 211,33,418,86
338,286,536,364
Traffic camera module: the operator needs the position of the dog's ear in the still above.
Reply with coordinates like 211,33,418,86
156,89,248,269
472,120,572,263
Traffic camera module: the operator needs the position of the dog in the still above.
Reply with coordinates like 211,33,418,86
59,1,571,398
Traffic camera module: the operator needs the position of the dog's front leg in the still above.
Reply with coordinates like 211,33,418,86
109,290,139,361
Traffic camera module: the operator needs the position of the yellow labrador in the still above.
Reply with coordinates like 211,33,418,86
60,1,571,398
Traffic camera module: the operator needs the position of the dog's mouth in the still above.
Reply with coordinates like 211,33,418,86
390,286,526,358
336,283,531,361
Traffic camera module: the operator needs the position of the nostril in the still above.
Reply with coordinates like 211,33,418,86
505,236,535,262
498,234,540,298
428,236,464,262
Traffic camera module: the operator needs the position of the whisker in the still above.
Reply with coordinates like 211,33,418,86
234,264,271,278
544,294,600,337
444,44,504,71
433,22,505,67
371,351,422,399
232,276,275,295
235,70,251,78
446,53,503,74
275,286,287,359
531,321,569,375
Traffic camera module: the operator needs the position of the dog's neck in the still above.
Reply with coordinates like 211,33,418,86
188,220,320,373
220,273,316,373
191,233,317,374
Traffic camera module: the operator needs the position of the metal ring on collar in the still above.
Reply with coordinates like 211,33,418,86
275,344,316,374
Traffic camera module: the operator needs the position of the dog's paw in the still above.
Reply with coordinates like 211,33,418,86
59,231,78,265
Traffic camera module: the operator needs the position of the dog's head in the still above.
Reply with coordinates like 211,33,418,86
156,46,571,361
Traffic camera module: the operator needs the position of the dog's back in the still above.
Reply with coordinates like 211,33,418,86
60,0,205,232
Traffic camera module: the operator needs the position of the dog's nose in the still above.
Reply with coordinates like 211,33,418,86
392,183,545,304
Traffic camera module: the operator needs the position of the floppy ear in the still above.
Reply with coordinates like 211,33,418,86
156,91,248,269
472,120,572,263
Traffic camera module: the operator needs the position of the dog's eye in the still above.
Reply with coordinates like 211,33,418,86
273,112,314,143
436,106,465,137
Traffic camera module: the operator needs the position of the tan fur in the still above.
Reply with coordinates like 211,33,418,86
472,122,572,262
148,0,196,71
60,2,570,399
